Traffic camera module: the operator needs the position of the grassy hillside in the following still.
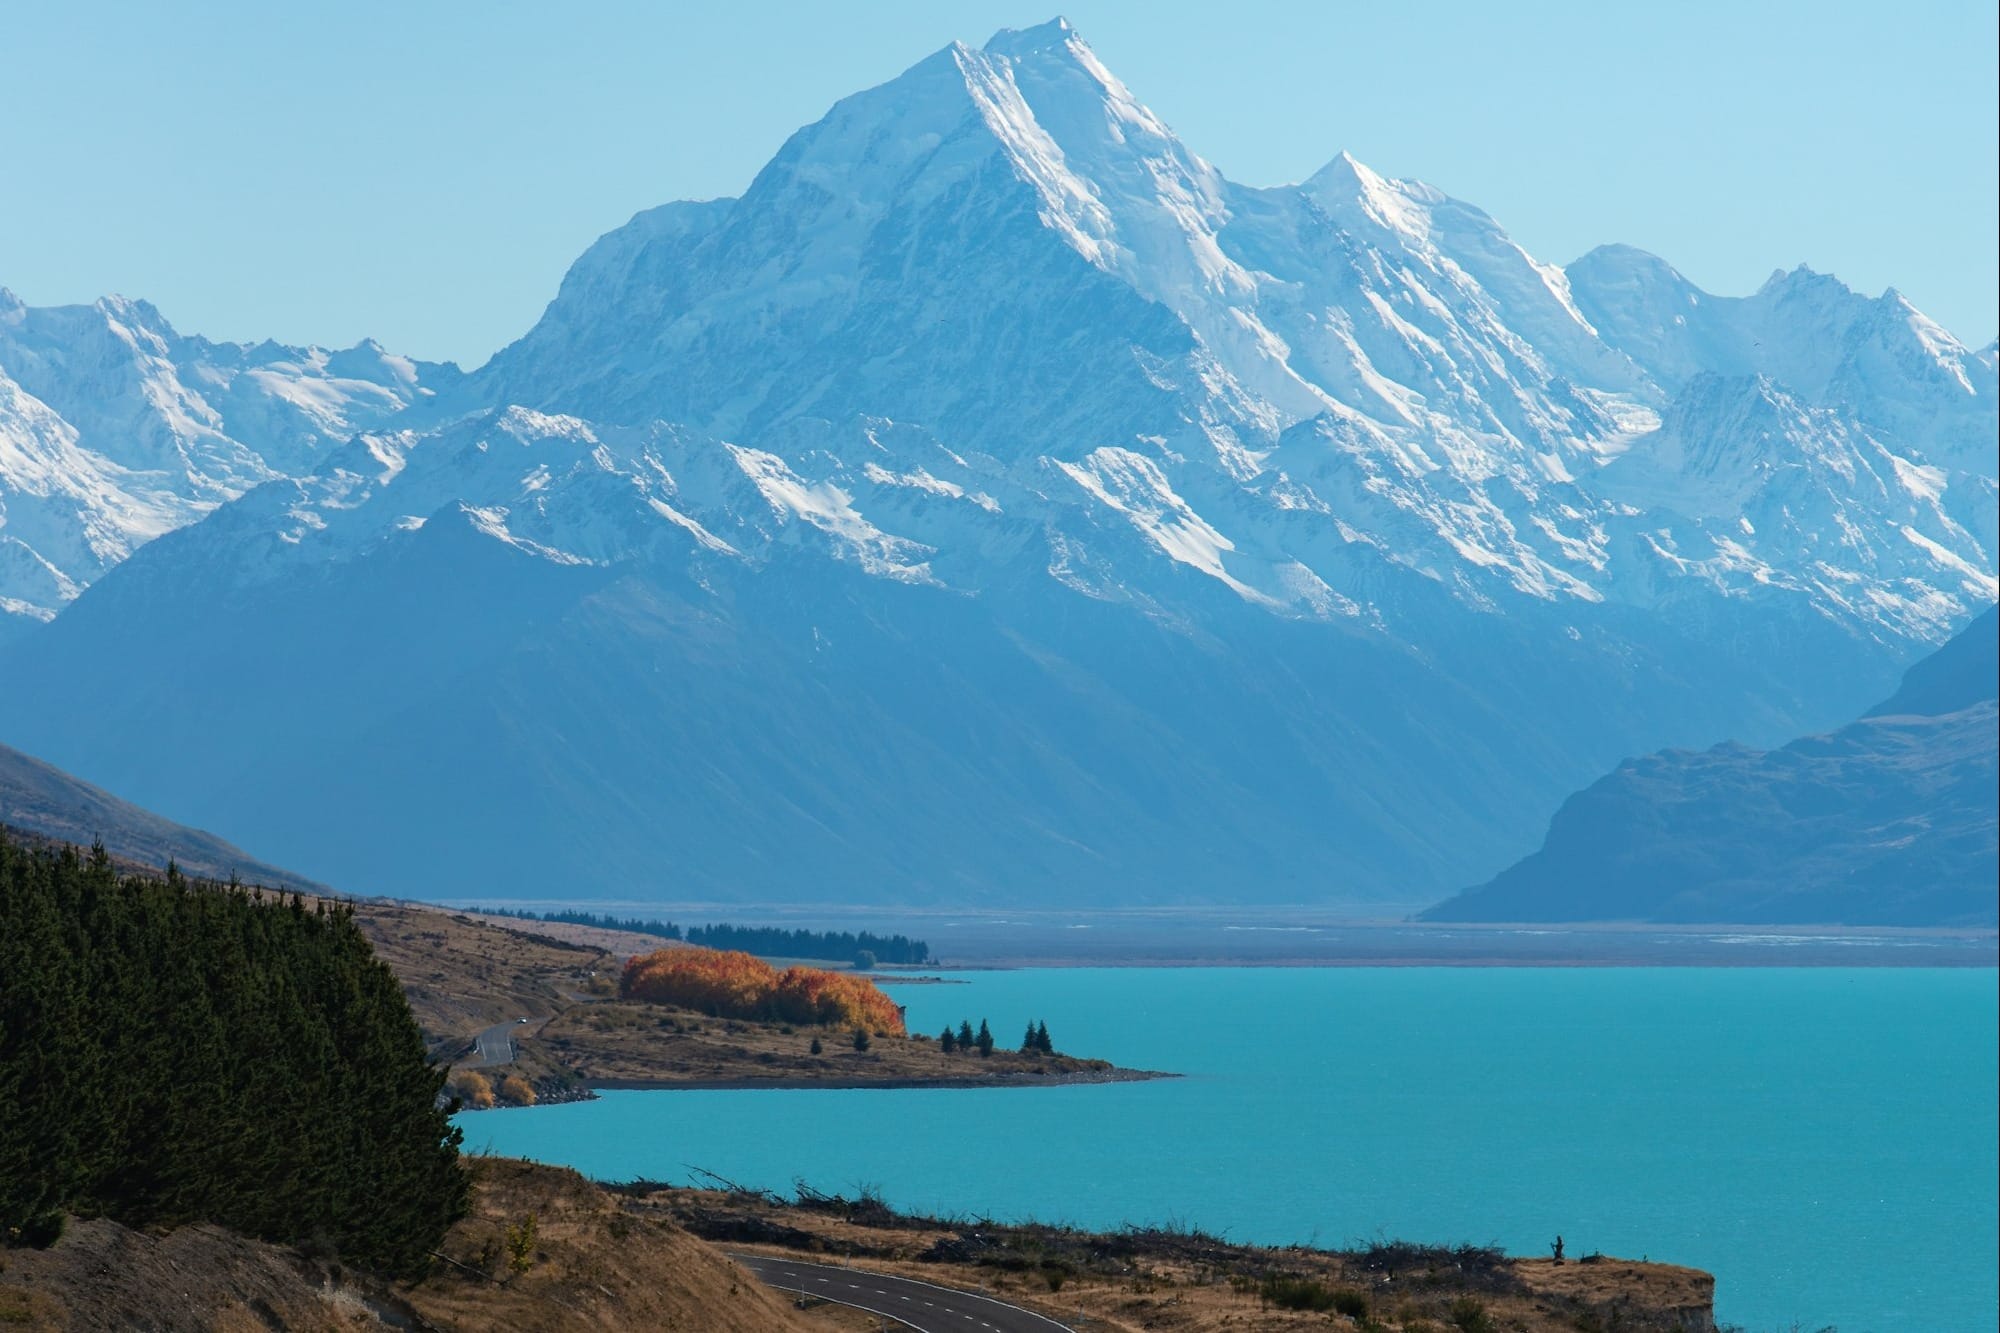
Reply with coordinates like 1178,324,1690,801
0,1159,807,1332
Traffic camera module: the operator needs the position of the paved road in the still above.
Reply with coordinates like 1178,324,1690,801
732,1253,1075,1333
467,1019,519,1067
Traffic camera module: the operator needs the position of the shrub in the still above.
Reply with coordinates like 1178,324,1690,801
1449,1297,1496,1332
451,1070,497,1110
1261,1274,1336,1311
852,1028,871,1052
497,1074,537,1107
505,1212,538,1275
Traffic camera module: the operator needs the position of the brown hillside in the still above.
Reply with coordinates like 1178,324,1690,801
405,1158,805,1331
0,1160,805,1332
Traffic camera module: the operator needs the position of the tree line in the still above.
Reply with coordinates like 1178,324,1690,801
0,833,466,1275
468,905,931,965
935,1018,1056,1057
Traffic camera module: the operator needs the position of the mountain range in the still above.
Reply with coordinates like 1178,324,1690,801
1427,607,1997,925
1,18,1992,910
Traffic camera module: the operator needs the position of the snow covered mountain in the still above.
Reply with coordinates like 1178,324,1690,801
0,287,457,633
0,18,1991,906
462,20,1995,640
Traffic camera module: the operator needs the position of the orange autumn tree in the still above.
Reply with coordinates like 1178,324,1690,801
773,965,905,1034
620,947,905,1035
621,947,775,1017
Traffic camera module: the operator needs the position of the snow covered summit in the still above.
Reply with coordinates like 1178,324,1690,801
0,19,1992,907
457,18,1994,640
0,289,457,631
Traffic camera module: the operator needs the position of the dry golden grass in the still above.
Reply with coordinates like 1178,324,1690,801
349,903,614,1049
403,1159,805,1331
628,1186,1718,1333
0,1162,807,1332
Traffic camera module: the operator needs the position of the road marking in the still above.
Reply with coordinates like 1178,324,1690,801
731,1253,1076,1331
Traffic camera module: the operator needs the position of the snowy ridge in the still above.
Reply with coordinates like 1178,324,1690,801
446,18,1993,646
6,19,1991,647
2,17,1994,906
13,18,1987,645
0,288,457,628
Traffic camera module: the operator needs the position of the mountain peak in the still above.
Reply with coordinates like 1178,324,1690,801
1757,263,1849,301
983,16,1080,57
1303,150,1442,239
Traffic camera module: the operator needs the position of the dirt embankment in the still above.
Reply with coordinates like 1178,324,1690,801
627,1183,1719,1333
352,903,1162,1100
541,999,1160,1089
0,1160,807,1332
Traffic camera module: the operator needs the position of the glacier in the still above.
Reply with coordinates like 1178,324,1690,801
0,17,1992,907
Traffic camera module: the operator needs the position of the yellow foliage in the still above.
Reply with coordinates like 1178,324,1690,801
451,1070,496,1109
621,946,905,1035
497,1074,537,1107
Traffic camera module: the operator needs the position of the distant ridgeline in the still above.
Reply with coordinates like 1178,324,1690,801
0,834,466,1272
470,906,932,964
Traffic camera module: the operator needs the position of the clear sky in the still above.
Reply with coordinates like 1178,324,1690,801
3,0,1994,368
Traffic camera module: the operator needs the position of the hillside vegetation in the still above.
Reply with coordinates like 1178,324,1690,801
0,1158,806,1332
471,907,932,964
621,947,907,1034
633,1179,1719,1333
0,834,464,1275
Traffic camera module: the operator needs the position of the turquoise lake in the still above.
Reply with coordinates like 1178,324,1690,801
458,967,1998,1331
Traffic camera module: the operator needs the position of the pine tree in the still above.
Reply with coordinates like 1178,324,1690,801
939,1026,957,1054
958,1019,975,1048
0,835,465,1273
1021,1021,1038,1054
1035,1020,1054,1054
975,1019,994,1058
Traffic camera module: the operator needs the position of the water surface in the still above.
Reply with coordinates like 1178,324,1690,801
460,967,1998,1332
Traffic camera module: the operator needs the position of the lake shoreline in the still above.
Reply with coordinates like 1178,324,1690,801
585,1065,1177,1093
412,899,1998,969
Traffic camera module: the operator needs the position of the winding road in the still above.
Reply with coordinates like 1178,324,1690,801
731,1253,1075,1332
467,1019,520,1068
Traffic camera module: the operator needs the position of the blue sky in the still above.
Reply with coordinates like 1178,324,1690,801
4,1,1993,367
